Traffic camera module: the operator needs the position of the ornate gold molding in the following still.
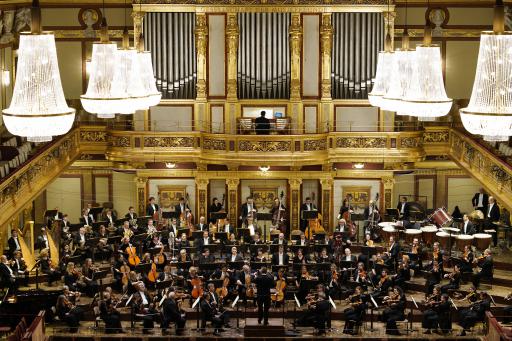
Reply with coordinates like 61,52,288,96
320,13,333,100
226,14,239,100
290,13,302,101
195,13,208,100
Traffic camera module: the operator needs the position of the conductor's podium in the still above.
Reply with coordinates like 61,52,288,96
244,318,286,337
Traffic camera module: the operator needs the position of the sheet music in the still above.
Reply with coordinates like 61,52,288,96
328,296,336,309
370,295,379,308
232,295,240,308
411,296,418,309
192,296,201,309
294,294,301,308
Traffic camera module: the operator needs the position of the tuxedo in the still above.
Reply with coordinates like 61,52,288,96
0,263,16,290
486,203,500,222
397,202,410,220
79,214,94,226
472,192,489,211
125,212,138,220
196,237,212,252
8,236,21,257
36,234,49,251
104,214,117,226
222,224,234,234
228,254,244,262
196,223,208,232
271,252,289,266
241,203,257,221
146,203,159,217
174,203,190,217
272,238,288,245
461,221,476,235
300,203,317,231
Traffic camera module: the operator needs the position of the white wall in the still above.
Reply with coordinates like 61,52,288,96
208,15,226,97
333,179,380,224
46,177,82,224
301,179,319,203
394,173,415,206
112,172,136,215
209,179,226,205
447,176,480,215
335,106,379,131
302,15,320,97
150,106,193,131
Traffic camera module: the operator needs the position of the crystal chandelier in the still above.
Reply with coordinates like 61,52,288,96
380,31,416,112
80,19,133,119
368,33,394,107
137,34,161,108
2,0,75,142
399,25,452,121
460,0,512,142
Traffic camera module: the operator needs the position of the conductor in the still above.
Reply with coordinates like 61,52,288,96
253,266,275,325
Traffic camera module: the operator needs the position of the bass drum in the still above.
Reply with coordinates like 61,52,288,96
430,207,453,227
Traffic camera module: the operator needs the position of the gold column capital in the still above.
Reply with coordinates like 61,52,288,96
195,13,208,100
288,178,302,189
289,13,302,101
320,178,333,188
226,13,239,100
195,178,209,189
132,11,145,49
382,176,395,188
320,13,333,100
226,178,240,189
136,177,148,186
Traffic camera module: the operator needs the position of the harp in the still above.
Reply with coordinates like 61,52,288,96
47,221,60,268
17,221,36,271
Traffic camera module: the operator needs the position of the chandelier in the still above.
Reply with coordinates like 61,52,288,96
379,32,415,112
137,35,161,108
80,19,133,119
368,33,394,107
399,25,452,121
2,0,75,142
460,0,512,142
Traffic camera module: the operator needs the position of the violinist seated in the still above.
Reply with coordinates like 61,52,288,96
0,255,17,293
81,258,99,297
228,246,244,263
272,245,289,267
293,248,308,264
56,292,84,332
99,289,123,334
384,236,400,269
39,249,61,286
371,269,393,303
353,262,370,290
326,263,341,299
380,286,406,335
427,242,445,273
392,256,411,290
64,262,85,293
296,265,317,304
440,264,462,294
422,289,451,335
343,286,366,335
208,283,231,326
408,238,424,273
73,227,90,256
158,265,175,283
132,282,158,334
340,248,357,282
296,232,309,247
252,248,267,263
198,248,216,278
272,232,288,246
178,249,192,263
10,251,29,287
472,249,493,289
161,290,187,335
317,248,332,264
458,291,492,336
295,291,330,335
456,244,474,274
176,233,190,249
200,292,224,336
333,219,353,245
196,230,212,253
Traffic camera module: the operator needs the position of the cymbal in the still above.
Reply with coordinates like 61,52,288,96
469,210,484,220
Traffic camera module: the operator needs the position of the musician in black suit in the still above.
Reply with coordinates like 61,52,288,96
36,227,50,251
209,197,223,224
228,246,244,262
272,232,288,245
125,206,138,220
397,196,410,221
472,249,494,288
8,229,21,258
174,197,190,217
458,291,491,336
200,292,224,335
195,231,212,253
296,291,331,335
220,218,234,234
79,209,95,226
253,267,275,325
485,196,500,246
272,245,289,266
472,188,489,214
300,197,317,232
385,236,400,269
146,197,159,217
161,291,186,335
11,251,29,286
240,196,257,223
255,110,271,135
103,209,117,227
461,214,476,235
196,216,208,232
0,255,16,292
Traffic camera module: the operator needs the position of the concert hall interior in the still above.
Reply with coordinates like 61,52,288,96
2,0,512,340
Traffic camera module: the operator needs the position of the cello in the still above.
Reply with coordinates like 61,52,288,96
272,191,287,234
126,244,140,266
190,274,204,299
305,192,325,239
342,194,357,238
271,270,286,303
147,262,158,283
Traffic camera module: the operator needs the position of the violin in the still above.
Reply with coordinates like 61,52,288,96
147,262,158,283
216,277,229,302
271,271,286,302
120,264,131,286
126,244,140,266
190,275,204,299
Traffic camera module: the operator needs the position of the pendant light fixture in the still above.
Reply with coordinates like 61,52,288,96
2,0,75,142
380,2,416,112
460,0,512,142
399,21,452,121
368,0,394,108
137,34,161,108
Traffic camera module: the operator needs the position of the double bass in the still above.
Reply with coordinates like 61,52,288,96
342,194,357,238
272,191,287,233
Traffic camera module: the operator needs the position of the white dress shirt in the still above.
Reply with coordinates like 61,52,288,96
488,203,494,218
477,194,484,207
278,253,284,265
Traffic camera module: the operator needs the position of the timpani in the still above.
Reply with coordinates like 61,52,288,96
455,234,474,252
436,231,452,250
474,233,492,251
421,225,438,245
404,229,422,244
382,227,398,242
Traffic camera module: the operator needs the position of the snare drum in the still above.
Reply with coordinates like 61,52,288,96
456,234,474,252
405,229,422,244
421,226,438,245
436,231,452,250
382,227,398,242
430,207,453,227
473,233,492,250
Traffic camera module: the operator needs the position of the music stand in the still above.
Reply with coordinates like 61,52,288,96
227,261,244,270
132,233,148,244
89,207,103,221
191,230,203,241
289,245,310,254
301,211,318,240
211,212,227,222
93,269,109,282
249,244,269,255
156,280,173,290
237,228,250,240
198,263,220,275
386,208,399,220
86,237,100,262
361,246,377,269
107,236,122,246
134,263,152,274
250,262,269,270
214,232,228,242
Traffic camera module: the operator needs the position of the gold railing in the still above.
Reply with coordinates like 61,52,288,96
0,128,81,228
